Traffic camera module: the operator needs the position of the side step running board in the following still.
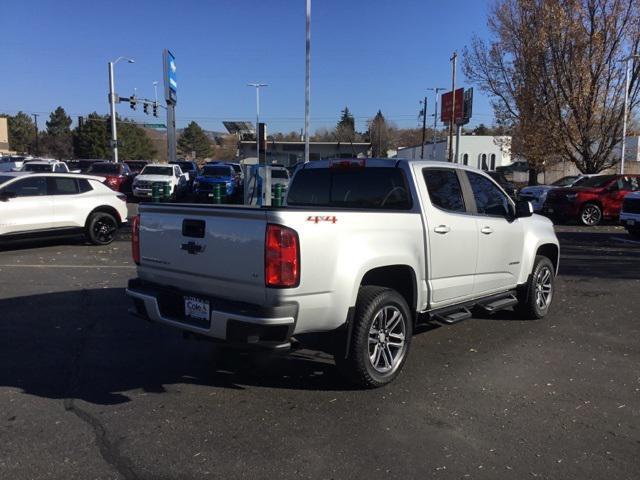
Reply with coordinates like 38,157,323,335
477,294,518,313
432,307,472,325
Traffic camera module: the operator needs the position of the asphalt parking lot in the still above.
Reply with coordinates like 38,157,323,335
1,215,639,480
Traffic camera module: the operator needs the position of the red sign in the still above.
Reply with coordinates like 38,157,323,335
441,88,465,123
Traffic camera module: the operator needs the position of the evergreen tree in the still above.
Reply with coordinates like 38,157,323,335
6,112,35,153
367,110,391,157
335,107,355,143
73,112,109,159
42,107,73,159
117,120,157,160
178,121,213,159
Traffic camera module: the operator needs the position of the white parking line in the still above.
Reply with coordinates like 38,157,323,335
610,236,640,245
0,264,136,269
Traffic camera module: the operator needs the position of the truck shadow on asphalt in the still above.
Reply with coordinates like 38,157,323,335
0,288,370,405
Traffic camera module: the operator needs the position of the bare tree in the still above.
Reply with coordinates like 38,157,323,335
465,0,640,175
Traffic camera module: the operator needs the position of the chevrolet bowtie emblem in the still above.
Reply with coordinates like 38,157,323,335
181,241,205,255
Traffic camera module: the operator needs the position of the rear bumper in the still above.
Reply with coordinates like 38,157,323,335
125,278,297,349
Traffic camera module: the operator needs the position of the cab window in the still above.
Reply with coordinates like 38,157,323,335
466,171,511,217
422,168,466,213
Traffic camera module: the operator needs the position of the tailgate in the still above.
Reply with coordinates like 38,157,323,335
137,204,268,305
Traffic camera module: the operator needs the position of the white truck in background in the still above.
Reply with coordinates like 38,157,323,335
127,159,560,387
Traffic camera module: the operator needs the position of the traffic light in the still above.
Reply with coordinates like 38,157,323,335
143,103,149,115
129,95,136,110
153,102,158,117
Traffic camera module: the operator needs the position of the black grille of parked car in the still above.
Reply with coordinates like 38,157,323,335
623,197,640,214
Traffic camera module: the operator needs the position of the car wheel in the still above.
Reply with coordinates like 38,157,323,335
515,255,555,319
579,202,602,226
86,212,118,245
336,286,412,388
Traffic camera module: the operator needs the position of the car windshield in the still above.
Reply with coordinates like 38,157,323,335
551,176,579,187
125,162,147,170
141,166,173,176
89,164,120,174
172,162,195,171
22,163,51,172
202,166,232,177
576,175,615,188
272,170,289,179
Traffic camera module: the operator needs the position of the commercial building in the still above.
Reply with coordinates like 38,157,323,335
238,140,370,167
0,117,14,155
396,135,512,170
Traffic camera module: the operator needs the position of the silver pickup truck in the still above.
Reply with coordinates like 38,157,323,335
127,159,559,387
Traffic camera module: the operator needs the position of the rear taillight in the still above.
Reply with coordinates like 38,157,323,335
132,215,140,265
265,224,299,288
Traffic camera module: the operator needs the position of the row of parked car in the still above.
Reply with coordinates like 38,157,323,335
518,173,640,237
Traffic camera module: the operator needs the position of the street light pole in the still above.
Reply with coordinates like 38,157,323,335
304,0,311,163
620,54,639,174
247,83,268,164
108,57,134,163
32,113,39,156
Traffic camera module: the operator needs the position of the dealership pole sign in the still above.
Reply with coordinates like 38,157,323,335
163,49,177,105
441,87,473,126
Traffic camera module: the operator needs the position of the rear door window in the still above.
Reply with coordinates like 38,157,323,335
49,177,80,195
287,167,411,209
422,168,466,213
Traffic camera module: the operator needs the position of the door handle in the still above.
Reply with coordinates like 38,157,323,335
481,226,493,235
434,225,450,234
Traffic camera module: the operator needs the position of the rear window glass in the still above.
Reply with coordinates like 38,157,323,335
272,170,289,179
203,166,232,176
22,163,52,172
287,167,412,209
89,163,120,174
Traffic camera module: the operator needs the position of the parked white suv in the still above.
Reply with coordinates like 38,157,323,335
132,163,188,199
127,159,560,387
0,172,128,245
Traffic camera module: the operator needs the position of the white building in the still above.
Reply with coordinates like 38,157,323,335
396,135,512,171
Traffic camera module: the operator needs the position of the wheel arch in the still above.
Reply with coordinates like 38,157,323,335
85,205,123,228
536,243,559,275
359,265,418,320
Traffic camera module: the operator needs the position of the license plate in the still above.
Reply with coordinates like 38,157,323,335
628,219,636,226
184,296,210,323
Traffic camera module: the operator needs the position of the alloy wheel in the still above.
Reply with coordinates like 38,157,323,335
534,266,553,310
368,306,407,374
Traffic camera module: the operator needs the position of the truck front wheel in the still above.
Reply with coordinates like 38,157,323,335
337,286,412,388
515,255,555,319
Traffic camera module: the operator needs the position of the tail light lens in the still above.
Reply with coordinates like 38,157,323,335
265,224,299,288
132,215,140,265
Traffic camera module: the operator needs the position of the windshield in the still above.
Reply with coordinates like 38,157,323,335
22,163,51,172
89,164,120,174
272,169,289,179
551,176,579,187
172,162,195,171
141,166,173,176
202,166,232,177
576,175,615,188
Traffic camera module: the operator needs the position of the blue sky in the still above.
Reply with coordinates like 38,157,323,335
1,0,495,133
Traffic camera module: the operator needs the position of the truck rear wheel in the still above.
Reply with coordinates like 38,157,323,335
336,286,412,388
515,255,555,319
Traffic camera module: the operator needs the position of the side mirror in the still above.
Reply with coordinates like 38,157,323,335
515,199,533,218
0,191,17,202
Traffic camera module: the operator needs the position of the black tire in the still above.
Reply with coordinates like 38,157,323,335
515,255,555,319
86,212,118,245
336,286,413,388
579,202,602,226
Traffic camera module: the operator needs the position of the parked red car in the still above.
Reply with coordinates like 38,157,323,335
542,174,640,225
87,162,134,193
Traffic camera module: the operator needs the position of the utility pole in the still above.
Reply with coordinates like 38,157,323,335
427,87,446,160
420,97,427,159
448,52,457,163
32,113,39,156
108,56,135,163
620,54,639,174
304,0,311,163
